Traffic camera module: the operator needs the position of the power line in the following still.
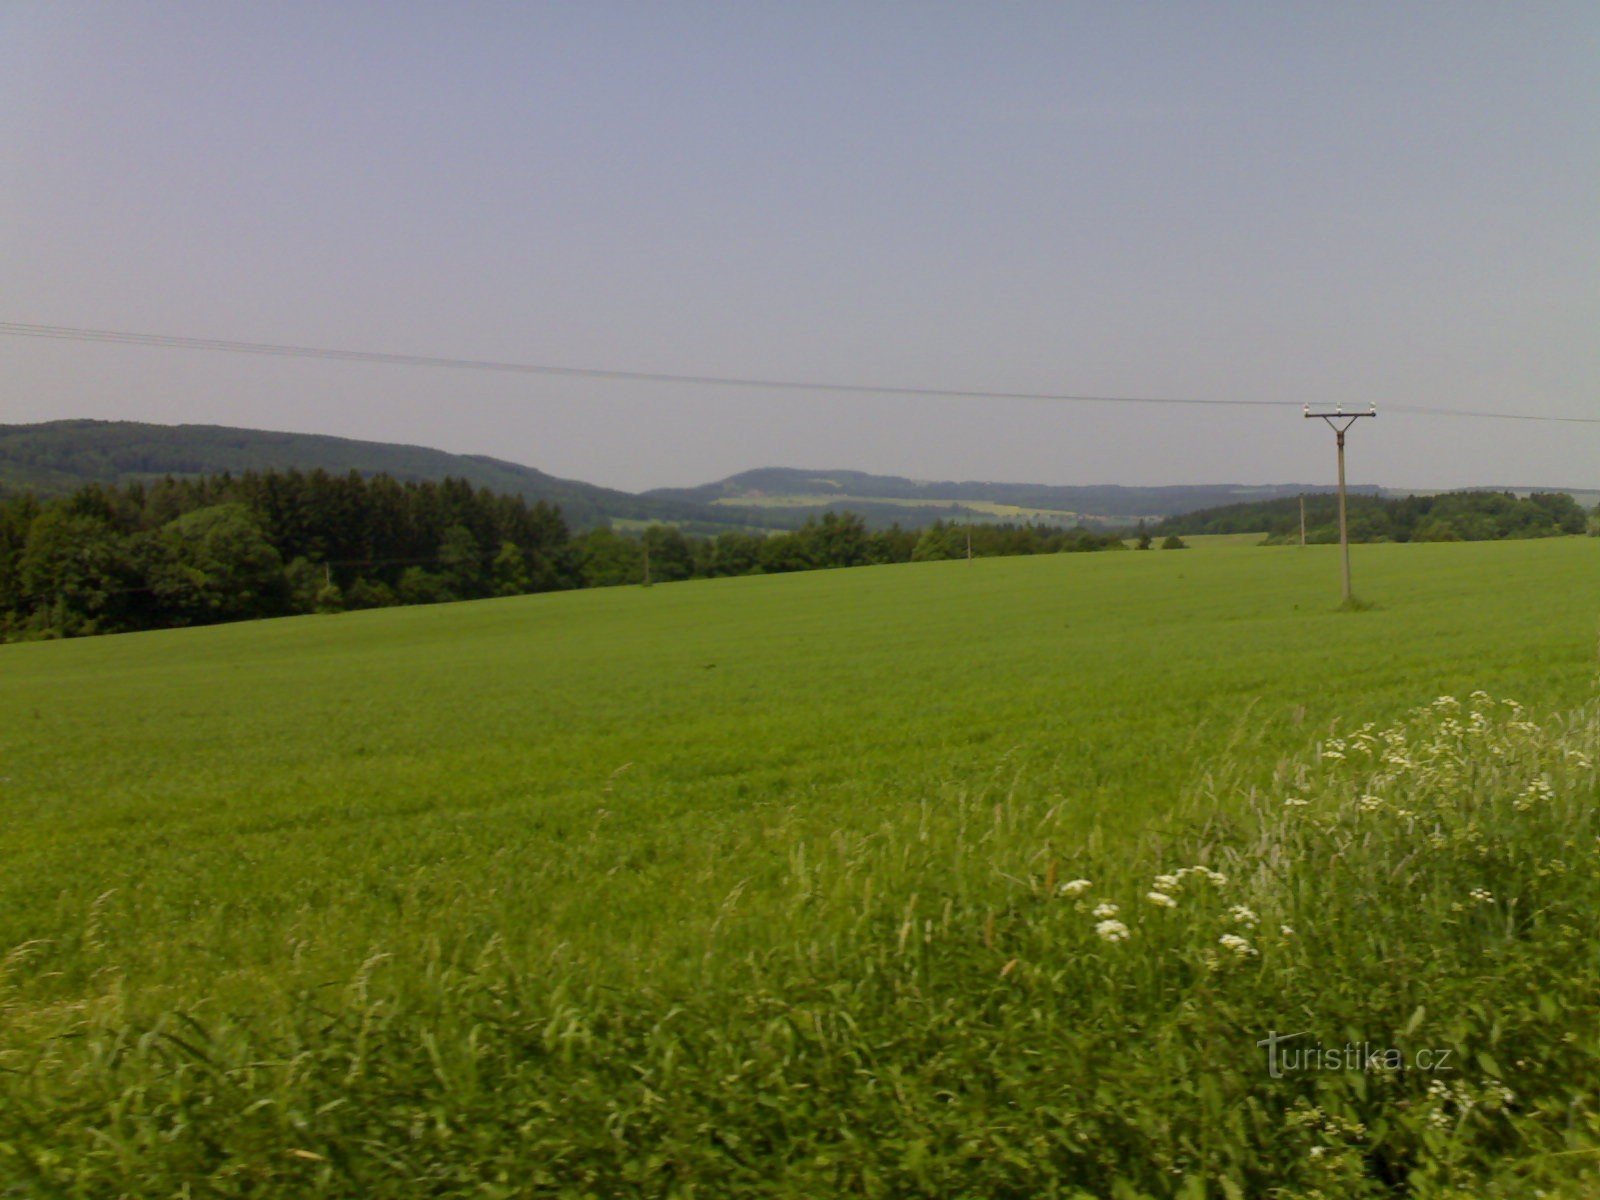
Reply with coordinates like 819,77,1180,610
0,322,1284,409
1382,402,1597,425
1,320,1595,424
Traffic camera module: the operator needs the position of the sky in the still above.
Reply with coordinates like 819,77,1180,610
2,2,1596,492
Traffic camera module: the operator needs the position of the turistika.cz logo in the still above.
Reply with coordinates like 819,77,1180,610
1257,1030,1455,1078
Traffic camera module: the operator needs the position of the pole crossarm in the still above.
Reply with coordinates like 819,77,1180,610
1304,407,1377,435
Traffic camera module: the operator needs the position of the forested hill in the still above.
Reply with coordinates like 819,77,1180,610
646,467,1367,525
1155,490,1594,543
0,420,747,532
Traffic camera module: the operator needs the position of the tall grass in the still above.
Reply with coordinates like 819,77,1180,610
5,690,1597,1196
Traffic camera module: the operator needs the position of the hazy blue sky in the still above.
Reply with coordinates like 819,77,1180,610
3,3,1596,490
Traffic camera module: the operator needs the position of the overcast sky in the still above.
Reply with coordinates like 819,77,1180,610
3,3,1596,491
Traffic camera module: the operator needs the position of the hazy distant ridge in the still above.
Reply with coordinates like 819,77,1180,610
647,466,1373,523
0,419,739,530
5,421,1586,534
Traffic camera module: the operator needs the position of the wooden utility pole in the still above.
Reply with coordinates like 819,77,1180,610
642,538,651,587
1299,495,1306,548
966,524,973,562
1303,405,1376,603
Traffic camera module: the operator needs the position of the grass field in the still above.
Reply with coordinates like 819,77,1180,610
2,538,1598,1195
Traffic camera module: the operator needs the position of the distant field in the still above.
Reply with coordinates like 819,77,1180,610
709,491,1096,523
3,538,1597,1194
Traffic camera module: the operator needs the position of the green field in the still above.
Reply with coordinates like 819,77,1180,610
3,538,1598,1195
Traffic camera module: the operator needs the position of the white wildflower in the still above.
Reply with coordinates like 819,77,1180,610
1060,879,1092,897
1092,901,1119,919
1229,905,1259,928
1153,873,1182,892
1218,933,1257,958
1095,919,1130,943
1515,777,1553,811
1280,925,1295,938
1146,891,1177,908
1284,797,1310,807
1357,794,1384,812
1469,887,1493,904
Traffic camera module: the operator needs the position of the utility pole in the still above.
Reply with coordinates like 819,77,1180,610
1303,404,1376,603
966,524,973,562
642,538,651,587
1299,495,1306,548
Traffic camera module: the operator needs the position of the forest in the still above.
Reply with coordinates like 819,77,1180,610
0,470,1124,640
1156,489,1592,543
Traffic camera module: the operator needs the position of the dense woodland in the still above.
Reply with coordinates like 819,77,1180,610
1156,490,1593,543
0,419,738,531
0,470,1124,641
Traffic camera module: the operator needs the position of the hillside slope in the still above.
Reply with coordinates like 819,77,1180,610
646,466,1372,527
0,419,751,531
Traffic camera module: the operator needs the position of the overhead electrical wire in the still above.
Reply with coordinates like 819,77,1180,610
1,321,1594,424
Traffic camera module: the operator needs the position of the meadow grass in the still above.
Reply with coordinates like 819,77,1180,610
1,537,1597,1195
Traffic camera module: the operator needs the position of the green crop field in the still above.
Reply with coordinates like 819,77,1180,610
3,538,1598,1196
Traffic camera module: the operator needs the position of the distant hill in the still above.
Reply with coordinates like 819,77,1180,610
0,420,758,532
646,467,1372,529
8,421,1587,536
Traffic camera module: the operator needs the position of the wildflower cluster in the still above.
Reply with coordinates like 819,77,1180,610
1056,880,1131,943
1074,691,1598,1019
1085,863,1237,951
1217,932,1257,959
1423,1078,1514,1130
1299,693,1594,863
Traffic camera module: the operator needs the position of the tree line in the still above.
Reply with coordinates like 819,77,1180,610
1156,490,1593,543
0,470,1125,641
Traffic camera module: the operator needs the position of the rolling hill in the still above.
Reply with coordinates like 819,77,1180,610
646,466,1373,529
0,419,752,531
6,420,1589,536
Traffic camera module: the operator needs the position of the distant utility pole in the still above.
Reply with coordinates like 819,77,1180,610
1303,404,1377,603
966,524,973,562
642,539,651,587
1299,496,1306,548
